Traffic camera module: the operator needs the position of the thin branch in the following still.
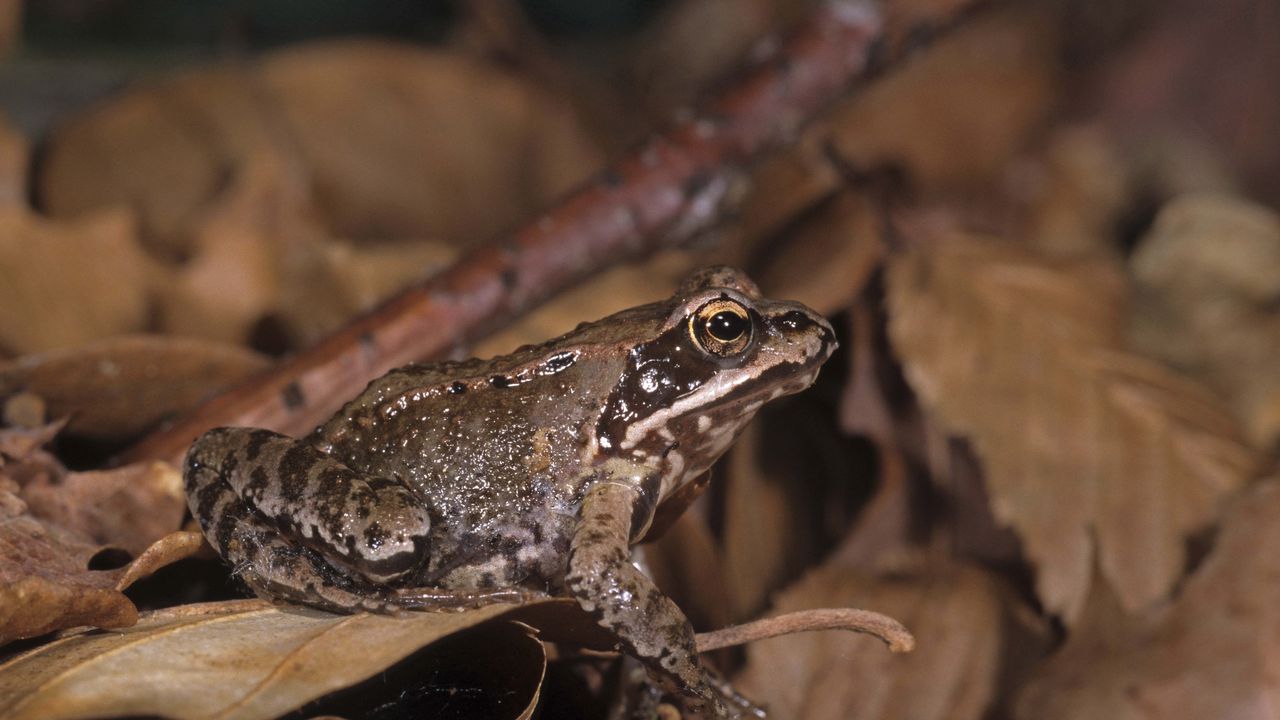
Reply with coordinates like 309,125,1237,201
123,0,975,466
695,607,915,654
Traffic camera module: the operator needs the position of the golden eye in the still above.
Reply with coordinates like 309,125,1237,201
690,299,753,357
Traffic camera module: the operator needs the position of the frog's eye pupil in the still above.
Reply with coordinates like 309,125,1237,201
690,300,753,357
707,311,747,342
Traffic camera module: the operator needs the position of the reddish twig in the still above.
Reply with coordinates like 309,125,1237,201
123,0,952,466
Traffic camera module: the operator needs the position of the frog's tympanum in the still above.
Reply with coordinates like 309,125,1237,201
186,266,836,717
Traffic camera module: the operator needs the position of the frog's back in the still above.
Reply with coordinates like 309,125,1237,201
309,346,624,589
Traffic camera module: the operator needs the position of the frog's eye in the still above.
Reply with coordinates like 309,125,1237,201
690,299,753,357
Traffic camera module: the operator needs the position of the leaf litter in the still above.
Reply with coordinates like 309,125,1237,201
886,225,1256,624
3,0,1280,717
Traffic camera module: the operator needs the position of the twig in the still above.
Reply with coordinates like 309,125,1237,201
123,0,973,466
695,607,915,654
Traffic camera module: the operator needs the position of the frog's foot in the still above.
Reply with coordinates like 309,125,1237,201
706,668,767,718
386,585,547,611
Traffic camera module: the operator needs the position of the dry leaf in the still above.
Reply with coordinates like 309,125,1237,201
0,492,138,644
0,512,136,640
472,252,695,358
0,600,542,720
0,115,24,208
0,208,152,355
1129,193,1280,448
1015,478,1280,720
0,335,268,442
1016,126,1130,259
0,426,192,644
629,0,784,113
155,156,299,344
719,415,857,623
20,461,184,557
736,560,1021,720
40,41,602,250
754,191,885,317
886,229,1254,623
644,509,735,634
823,5,1058,195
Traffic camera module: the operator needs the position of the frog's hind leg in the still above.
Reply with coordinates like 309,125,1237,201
185,427,434,612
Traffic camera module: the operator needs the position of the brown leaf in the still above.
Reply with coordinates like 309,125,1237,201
753,191,885,317
0,335,268,442
0,208,152,355
0,115,25,209
0,424,190,644
886,229,1254,623
21,461,185,556
0,599,543,720
823,5,1059,194
1129,193,1280,448
1015,478,1280,720
1016,126,1131,259
39,41,602,251
0,495,137,644
628,0,788,114
471,252,695,359
155,156,298,344
735,560,1023,720
0,420,66,463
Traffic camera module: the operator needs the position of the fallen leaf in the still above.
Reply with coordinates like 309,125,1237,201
754,191,885,317
628,0,784,114
720,414,860,623
276,233,458,346
823,5,1059,195
0,495,137,644
1015,125,1131,259
0,114,24,209
0,208,152,355
0,599,540,720
0,419,66,463
1015,478,1280,720
20,461,185,556
886,228,1254,623
0,425,193,644
155,156,298,345
471,251,695,358
0,335,268,442
1129,193,1280,448
736,559,1027,720
39,41,602,251
1089,0,1280,205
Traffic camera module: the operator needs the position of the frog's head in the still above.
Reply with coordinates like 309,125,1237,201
596,266,836,490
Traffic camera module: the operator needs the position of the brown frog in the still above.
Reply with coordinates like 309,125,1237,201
185,266,836,717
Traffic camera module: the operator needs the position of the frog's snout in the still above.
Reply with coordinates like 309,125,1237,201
775,305,838,365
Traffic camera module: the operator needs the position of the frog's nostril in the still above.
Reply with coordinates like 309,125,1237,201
779,310,812,330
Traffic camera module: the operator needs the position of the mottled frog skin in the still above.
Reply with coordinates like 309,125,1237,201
185,266,836,717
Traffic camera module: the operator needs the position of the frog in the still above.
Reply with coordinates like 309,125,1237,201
185,265,836,718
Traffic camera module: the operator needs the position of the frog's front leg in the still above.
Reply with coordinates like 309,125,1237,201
566,479,739,718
